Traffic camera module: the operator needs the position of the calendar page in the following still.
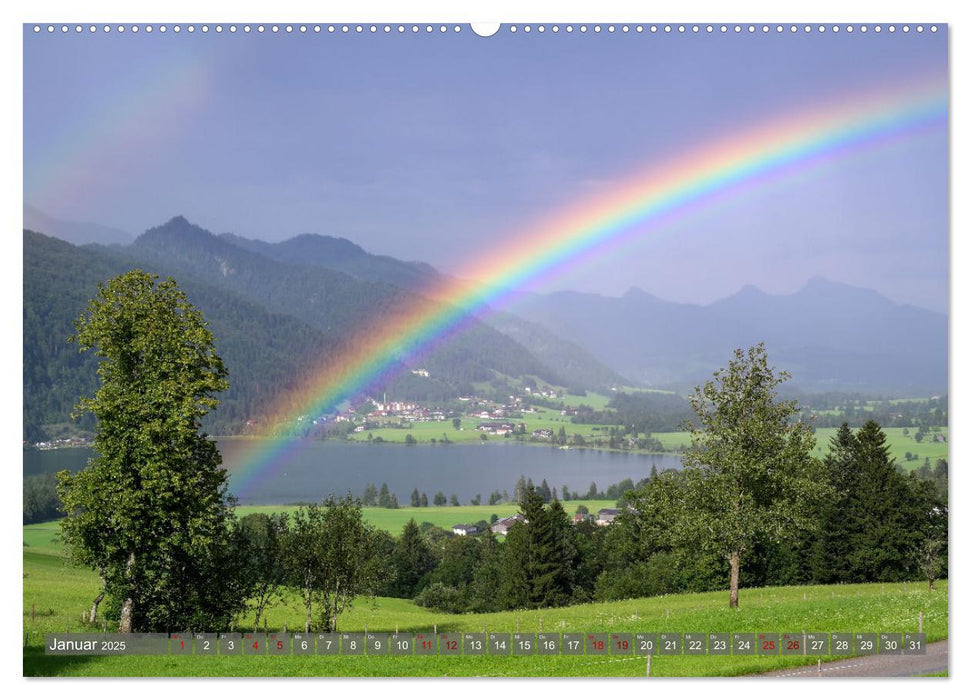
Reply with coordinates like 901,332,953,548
21,9,949,683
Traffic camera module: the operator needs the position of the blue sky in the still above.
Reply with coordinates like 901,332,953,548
23,24,948,311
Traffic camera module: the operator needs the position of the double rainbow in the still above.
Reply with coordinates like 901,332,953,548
228,77,947,497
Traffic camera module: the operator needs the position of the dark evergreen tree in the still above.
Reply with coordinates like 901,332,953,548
513,476,527,504
809,423,858,583
362,483,378,507
378,483,392,508
547,499,579,600
845,421,916,581
390,519,435,598
410,488,421,508
539,479,552,503
497,485,571,609
420,492,429,507
497,522,531,609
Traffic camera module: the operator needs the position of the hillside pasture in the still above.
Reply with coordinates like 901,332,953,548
24,520,947,677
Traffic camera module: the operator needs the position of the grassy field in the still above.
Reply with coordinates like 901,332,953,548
651,427,947,469
235,501,617,533
811,426,948,468
24,520,947,677
344,404,618,446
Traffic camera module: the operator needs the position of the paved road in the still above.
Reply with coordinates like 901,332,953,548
758,640,948,677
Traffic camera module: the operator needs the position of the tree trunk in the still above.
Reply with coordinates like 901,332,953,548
253,584,269,630
119,552,135,633
304,588,312,634
729,551,740,609
332,580,340,633
90,569,106,624
929,577,936,591
90,590,105,624
119,598,133,633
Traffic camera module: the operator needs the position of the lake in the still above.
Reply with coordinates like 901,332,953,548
23,439,684,505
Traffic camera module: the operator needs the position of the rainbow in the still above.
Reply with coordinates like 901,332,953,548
227,77,947,498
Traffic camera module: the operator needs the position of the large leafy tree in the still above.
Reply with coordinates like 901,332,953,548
57,270,236,632
679,343,828,608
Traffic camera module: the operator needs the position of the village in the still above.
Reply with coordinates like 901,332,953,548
318,377,585,442
454,506,622,538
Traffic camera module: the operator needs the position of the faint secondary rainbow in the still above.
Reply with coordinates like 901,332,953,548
228,77,947,498
26,35,214,216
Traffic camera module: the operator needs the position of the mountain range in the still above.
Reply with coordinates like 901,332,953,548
23,204,133,246
506,279,947,393
22,210,948,440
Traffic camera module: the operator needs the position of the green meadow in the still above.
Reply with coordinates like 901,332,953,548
811,426,948,468
24,519,947,677
651,427,947,469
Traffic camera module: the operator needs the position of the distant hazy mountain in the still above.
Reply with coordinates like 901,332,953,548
24,204,133,246
221,232,442,291
508,279,947,394
486,311,630,390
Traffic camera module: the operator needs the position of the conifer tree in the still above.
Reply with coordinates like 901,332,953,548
539,479,552,503
498,485,572,609
846,421,922,581
513,475,527,504
391,519,435,598
809,423,858,583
